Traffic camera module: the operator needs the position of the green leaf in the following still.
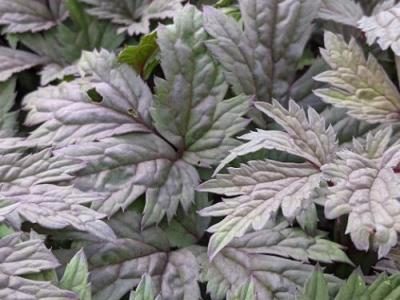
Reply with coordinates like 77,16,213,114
118,32,159,79
314,31,400,124
334,269,368,300
60,249,91,300
300,267,329,300
129,275,157,300
227,280,256,300
0,78,17,137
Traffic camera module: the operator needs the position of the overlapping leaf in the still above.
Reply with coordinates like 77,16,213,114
26,5,249,224
199,223,343,300
78,0,184,35
0,79,17,138
0,0,67,33
0,232,77,299
203,0,320,103
0,150,113,239
314,31,400,123
83,209,200,300
129,275,159,300
322,127,400,257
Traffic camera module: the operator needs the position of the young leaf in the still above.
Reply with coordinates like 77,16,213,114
314,31,400,124
334,269,368,300
359,2,400,56
118,32,159,79
78,0,184,35
203,0,321,102
60,249,91,300
322,127,400,258
300,267,330,300
0,0,67,33
0,233,78,299
129,275,158,300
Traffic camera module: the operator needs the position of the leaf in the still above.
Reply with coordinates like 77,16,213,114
358,3,400,56
216,99,337,174
319,0,364,27
0,78,17,137
129,275,158,300
200,227,342,300
0,0,67,33
60,249,92,300
300,267,329,300
227,280,256,300
152,4,249,167
199,160,322,257
0,46,49,82
322,127,400,258
78,0,184,35
203,0,321,102
23,50,154,146
367,273,400,299
0,232,78,299
314,31,400,124
118,32,159,79
84,210,200,300
0,150,114,239
334,269,368,300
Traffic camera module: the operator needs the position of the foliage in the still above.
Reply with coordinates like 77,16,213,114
1,0,400,299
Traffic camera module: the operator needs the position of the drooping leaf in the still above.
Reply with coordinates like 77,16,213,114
60,249,92,300
0,0,67,33
78,0,184,35
203,0,321,103
0,46,49,82
358,2,400,56
318,0,364,27
322,127,400,257
83,209,200,300
314,31,400,124
0,232,78,299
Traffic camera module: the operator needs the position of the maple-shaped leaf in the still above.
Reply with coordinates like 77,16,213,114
199,224,343,300
359,2,400,56
216,99,337,174
78,0,184,35
0,0,67,33
0,232,78,299
27,5,249,224
203,0,321,103
314,31,400,124
82,209,200,300
322,127,400,258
